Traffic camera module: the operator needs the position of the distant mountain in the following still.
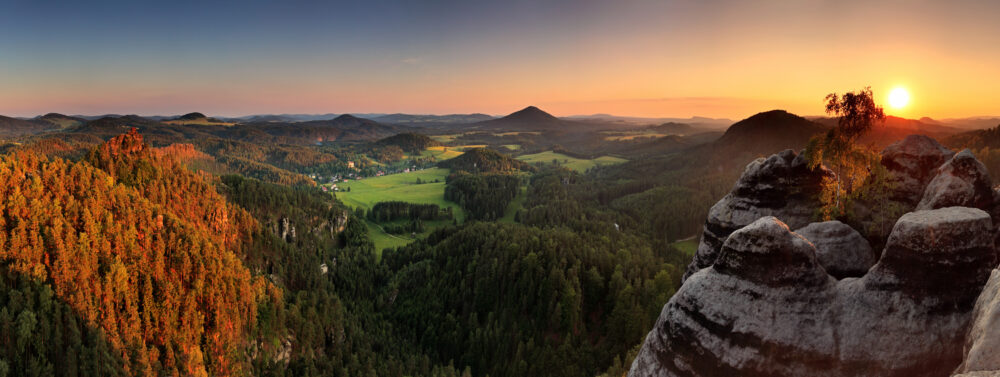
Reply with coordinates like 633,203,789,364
810,116,961,136
936,117,1000,130
374,113,494,126
505,106,560,122
163,112,232,125
179,112,206,120
945,124,1000,150
374,132,440,153
473,106,573,131
565,114,734,129
715,110,827,155
0,115,54,136
34,113,86,129
647,122,699,135
236,114,297,123
227,113,351,123
298,114,390,129
809,115,963,147
241,114,406,143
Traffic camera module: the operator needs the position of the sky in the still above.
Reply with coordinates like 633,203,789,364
1,0,999,119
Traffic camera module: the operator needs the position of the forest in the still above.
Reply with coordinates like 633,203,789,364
0,126,709,376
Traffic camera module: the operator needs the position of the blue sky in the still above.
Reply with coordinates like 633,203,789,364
2,0,998,118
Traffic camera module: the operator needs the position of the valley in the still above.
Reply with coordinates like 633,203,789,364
5,2,1000,376
1,102,1000,377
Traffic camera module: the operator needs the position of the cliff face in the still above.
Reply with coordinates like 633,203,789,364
634,135,1000,377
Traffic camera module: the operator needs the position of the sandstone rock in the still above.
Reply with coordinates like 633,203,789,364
881,135,955,205
955,269,1000,375
333,209,349,234
630,208,996,377
279,217,296,242
917,149,993,211
795,221,875,279
683,149,833,281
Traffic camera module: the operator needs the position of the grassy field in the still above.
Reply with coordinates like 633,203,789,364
419,145,486,160
601,131,670,141
501,144,521,150
494,131,541,136
334,167,463,253
517,151,627,172
498,186,527,223
671,238,699,258
429,133,464,143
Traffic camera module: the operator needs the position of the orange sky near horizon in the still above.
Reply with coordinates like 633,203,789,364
2,1,998,120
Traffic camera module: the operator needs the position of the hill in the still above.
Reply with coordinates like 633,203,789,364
810,115,964,147
375,132,441,153
158,112,233,126
0,115,53,136
178,112,206,120
374,113,494,126
251,114,405,143
945,124,1000,149
438,147,533,173
34,113,86,129
473,106,567,131
648,122,701,135
0,129,271,375
714,110,827,155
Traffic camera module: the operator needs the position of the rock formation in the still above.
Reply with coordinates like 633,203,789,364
917,149,993,211
279,217,296,242
636,135,1000,377
954,269,1000,376
794,220,875,279
881,134,955,205
683,149,834,281
631,208,995,377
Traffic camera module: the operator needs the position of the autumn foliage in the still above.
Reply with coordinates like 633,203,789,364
0,129,272,375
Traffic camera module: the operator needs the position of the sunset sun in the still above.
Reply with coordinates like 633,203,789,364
888,87,910,109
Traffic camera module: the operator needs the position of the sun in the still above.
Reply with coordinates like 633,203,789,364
888,87,910,109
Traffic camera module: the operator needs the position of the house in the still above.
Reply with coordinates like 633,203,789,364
347,161,355,169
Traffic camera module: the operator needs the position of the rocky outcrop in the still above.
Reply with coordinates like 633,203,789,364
630,207,996,377
954,269,1000,375
881,135,955,205
917,149,993,211
279,217,296,242
795,220,875,279
333,209,349,234
683,149,834,281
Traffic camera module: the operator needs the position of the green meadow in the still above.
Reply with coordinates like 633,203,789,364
517,151,627,172
334,167,464,253
419,145,485,160
670,238,699,258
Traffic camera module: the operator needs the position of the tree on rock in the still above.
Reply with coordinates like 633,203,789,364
806,87,886,219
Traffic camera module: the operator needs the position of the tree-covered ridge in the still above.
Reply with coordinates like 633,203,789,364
381,221,678,377
0,136,271,375
375,132,441,153
88,128,260,250
438,148,534,174
444,172,522,221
